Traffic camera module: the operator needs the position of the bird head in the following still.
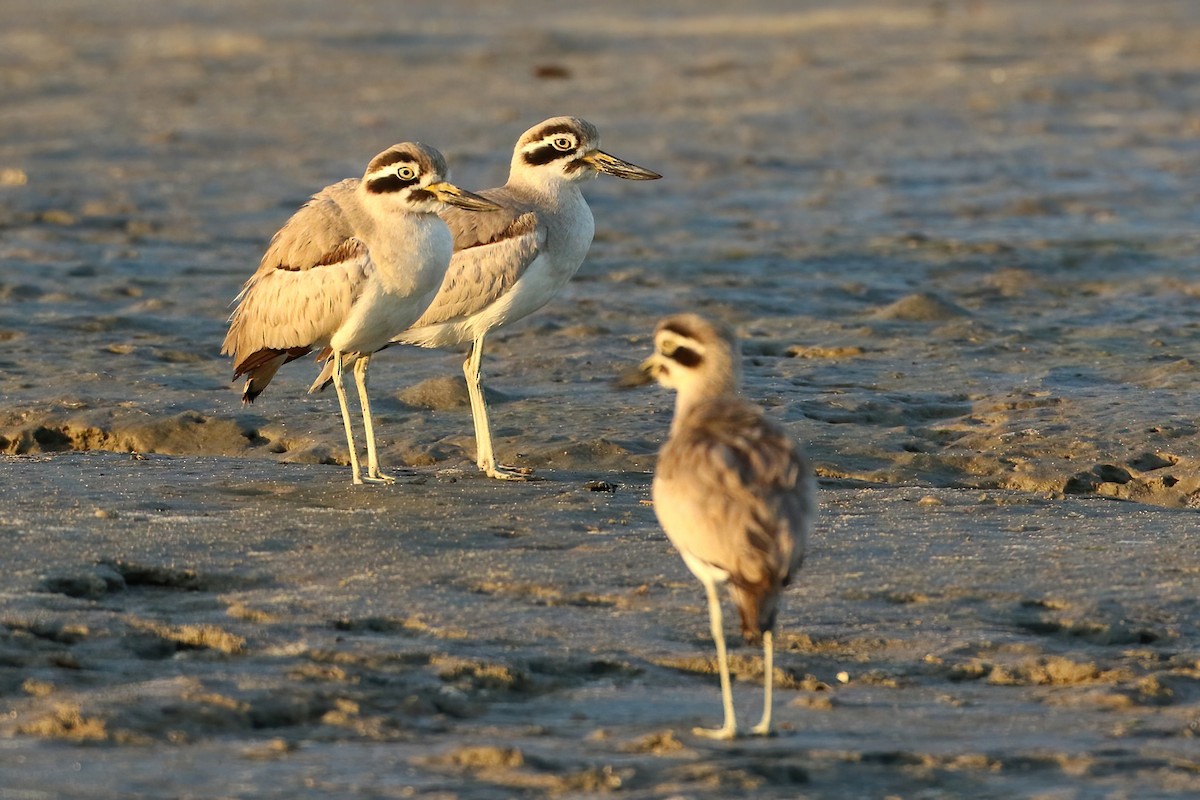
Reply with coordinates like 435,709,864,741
363,143,500,214
617,313,742,403
510,117,662,187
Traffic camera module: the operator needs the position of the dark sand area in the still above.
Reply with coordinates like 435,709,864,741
2,1,1199,797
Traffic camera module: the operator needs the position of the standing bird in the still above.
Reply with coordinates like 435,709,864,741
222,143,500,485
310,117,661,480
624,313,816,739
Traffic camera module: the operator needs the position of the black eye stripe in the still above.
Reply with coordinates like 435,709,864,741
366,174,419,194
669,346,703,368
523,144,569,167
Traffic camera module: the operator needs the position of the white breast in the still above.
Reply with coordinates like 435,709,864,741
331,215,452,354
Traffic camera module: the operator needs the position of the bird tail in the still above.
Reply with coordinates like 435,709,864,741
729,580,782,645
230,347,312,403
239,356,284,404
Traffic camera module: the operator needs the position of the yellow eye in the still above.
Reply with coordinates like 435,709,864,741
552,137,574,151
397,166,416,180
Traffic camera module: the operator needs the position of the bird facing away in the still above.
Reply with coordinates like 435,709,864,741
309,116,661,480
625,313,816,739
221,142,500,485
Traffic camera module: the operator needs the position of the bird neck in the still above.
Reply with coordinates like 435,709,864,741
670,382,738,436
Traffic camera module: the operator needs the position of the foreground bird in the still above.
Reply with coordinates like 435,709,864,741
310,117,661,480
222,143,500,484
624,313,816,739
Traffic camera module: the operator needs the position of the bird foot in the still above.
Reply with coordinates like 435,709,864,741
692,724,737,741
483,463,538,481
362,470,396,484
749,721,774,737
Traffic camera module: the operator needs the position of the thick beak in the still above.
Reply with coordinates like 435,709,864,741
428,182,502,212
583,150,662,181
613,356,658,389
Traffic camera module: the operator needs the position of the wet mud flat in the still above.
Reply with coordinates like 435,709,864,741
1,454,1198,798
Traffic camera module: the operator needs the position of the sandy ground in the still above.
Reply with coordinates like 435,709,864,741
2,0,1199,797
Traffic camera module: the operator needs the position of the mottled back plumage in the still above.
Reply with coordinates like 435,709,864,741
655,397,811,642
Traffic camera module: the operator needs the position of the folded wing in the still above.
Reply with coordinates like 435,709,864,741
222,186,374,399
409,209,543,328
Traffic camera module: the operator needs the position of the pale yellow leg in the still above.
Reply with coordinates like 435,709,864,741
463,335,532,481
751,629,774,736
353,355,394,484
463,337,492,473
694,580,737,740
331,352,363,485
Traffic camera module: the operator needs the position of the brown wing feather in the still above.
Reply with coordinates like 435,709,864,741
256,182,358,273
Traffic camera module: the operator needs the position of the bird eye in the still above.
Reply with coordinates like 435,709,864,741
396,166,416,180
551,137,574,151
